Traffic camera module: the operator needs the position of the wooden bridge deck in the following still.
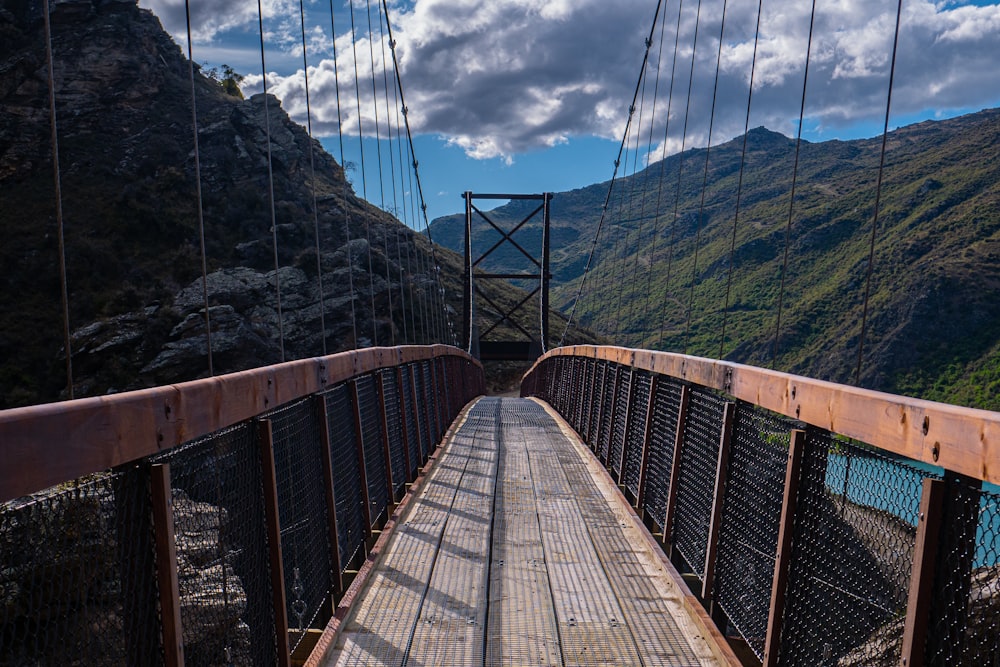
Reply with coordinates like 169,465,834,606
316,397,726,667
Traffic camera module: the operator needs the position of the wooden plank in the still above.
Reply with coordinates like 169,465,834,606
702,401,736,601
314,395,343,598
763,428,805,667
662,384,691,547
258,419,292,667
150,463,184,667
635,375,660,512
900,478,945,667
523,346,1000,486
0,346,481,503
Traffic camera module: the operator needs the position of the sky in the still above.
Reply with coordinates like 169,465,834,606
138,0,1000,224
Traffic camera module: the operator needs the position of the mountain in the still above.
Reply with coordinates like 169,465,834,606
0,0,590,407
430,113,1000,410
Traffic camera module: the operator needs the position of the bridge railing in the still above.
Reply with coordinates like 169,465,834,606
523,346,1000,667
0,346,484,666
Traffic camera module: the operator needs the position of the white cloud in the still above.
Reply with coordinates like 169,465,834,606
141,0,1000,161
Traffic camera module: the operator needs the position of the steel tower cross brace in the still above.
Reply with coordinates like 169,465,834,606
462,192,552,361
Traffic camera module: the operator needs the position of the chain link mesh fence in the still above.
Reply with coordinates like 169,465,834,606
925,477,1000,666
672,387,728,579
1,471,162,666
264,398,334,653
323,383,366,574
380,370,407,498
355,375,390,529
596,364,618,463
779,429,937,667
641,377,684,532
154,423,279,667
400,365,422,477
608,368,633,479
713,402,796,660
623,372,652,499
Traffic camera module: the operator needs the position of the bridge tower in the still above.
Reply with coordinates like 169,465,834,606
462,192,552,361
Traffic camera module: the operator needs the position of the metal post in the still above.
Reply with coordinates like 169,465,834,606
314,395,344,598
662,384,691,546
702,401,736,601
763,428,806,667
635,375,660,514
349,380,373,541
150,463,184,667
258,419,292,667
901,478,945,667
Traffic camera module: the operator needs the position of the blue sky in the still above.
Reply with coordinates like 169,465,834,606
140,0,1000,223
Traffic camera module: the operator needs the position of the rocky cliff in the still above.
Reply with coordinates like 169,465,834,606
1,0,476,406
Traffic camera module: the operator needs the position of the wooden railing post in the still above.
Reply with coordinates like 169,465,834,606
900,478,945,667
635,375,659,515
150,463,184,667
313,395,343,598
702,401,736,602
258,418,292,667
763,428,806,667
662,384,691,547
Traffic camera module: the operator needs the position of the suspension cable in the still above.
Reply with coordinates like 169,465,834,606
257,0,285,362
377,4,409,344
184,0,213,376
41,0,73,399
327,0,359,349
388,35,418,344
856,0,904,386
645,0,685,348
718,0,764,359
659,0,703,348
298,0,328,356
559,0,665,346
365,0,395,346
349,0,379,346
684,0,729,353
772,0,818,368
629,19,668,343
381,0,452,343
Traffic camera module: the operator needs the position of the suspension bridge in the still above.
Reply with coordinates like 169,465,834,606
2,0,1000,665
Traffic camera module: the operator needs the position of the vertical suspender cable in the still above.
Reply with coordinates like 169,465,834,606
378,5,408,343
298,0,329,355
41,0,74,399
719,0,763,359
388,35,418,343
365,0,395,345
184,0,213,376
646,0,685,348
659,0,703,348
257,0,286,362
349,0,380,346
381,1,451,343
855,0,904,386
327,0,359,348
772,0,817,369
629,19,668,343
610,117,633,336
684,0,729,353
558,0,664,347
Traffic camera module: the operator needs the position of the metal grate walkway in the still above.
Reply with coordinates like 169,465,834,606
322,397,720,666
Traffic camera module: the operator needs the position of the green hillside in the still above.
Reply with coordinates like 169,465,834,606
431,111,1000,410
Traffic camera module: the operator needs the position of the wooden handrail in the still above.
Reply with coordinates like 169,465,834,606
526,346,1000,486
0,345,480,503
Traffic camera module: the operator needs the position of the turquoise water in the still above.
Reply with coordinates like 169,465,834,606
823,453,999,568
